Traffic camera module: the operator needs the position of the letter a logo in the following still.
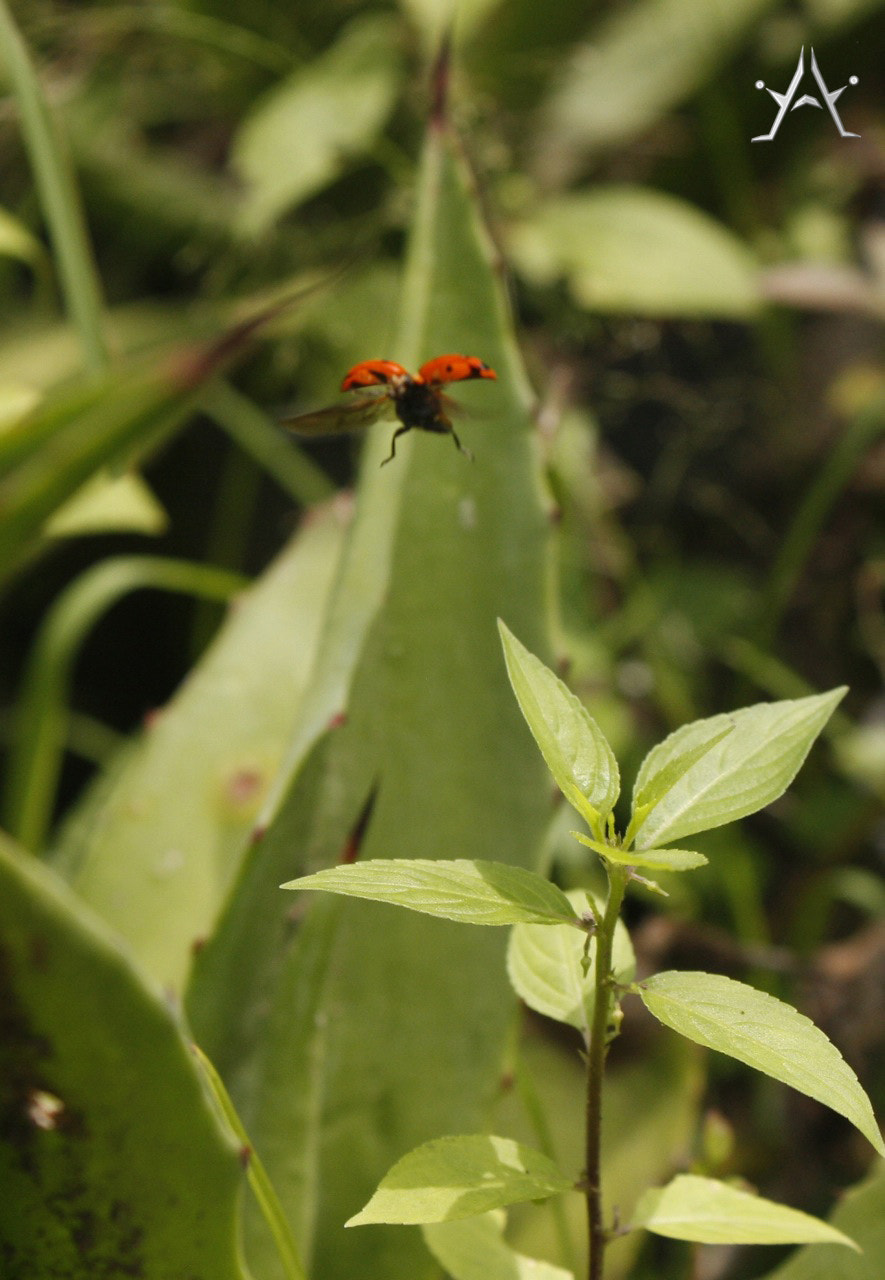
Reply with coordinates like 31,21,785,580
752,47,859,142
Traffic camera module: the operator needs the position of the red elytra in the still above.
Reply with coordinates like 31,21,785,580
283,354,497,465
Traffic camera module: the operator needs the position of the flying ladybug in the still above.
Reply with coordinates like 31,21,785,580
282,354,497,466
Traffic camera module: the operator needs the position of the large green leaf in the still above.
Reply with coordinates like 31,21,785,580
187,101,552,1280
53,505,345,992
631,689,846,849
284,859,580,926
0,835,245,1278
632,1174,858,1248
639,971,884,1155
347,1136,572,1226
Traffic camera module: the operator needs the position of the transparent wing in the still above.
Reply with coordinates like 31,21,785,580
281,391,394,438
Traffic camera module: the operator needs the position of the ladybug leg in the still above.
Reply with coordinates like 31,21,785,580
381,424,411,466
449,427,474,462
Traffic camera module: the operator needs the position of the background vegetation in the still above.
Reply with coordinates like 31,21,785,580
0,1,882,1278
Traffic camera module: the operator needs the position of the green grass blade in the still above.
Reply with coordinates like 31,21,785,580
0,0,107,370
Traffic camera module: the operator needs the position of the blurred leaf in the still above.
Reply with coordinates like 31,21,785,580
632,1174,859,1248
631,689,846,849
285,859,581,926
0,203,50,279
233,16,402,234
507,889,635,1038
758,1166,885,1280
0,382,40,426
0,0,107,369
52,505,346,992
509,189,760,318
0,325,260,587
423,1210,573,1280
347,1135,572,1226
500,620,620,831
0,834,246,1279
639,971,885,1155
534,0,774,164
43,471,167,538
400,0,503,47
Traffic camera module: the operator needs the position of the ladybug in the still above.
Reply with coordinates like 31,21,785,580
282,354,497,465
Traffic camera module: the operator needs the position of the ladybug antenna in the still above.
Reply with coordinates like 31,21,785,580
430,29,452,129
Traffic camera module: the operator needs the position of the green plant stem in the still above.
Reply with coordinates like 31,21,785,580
190,1043,308,1280
0,0,108,371
584,865,629,1280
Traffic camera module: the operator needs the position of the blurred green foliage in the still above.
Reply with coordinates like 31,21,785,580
0,0,882,1277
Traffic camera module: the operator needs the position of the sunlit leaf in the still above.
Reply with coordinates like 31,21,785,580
423,1210,574,1280
283,859,581,927
571,832,708,872
632,1174,859,1248
346,1136,572,1226
499,620,619,829
639,971,884,1155
507,889,634,1038
631,689,846,849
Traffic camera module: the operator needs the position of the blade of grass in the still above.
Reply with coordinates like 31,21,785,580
204,381,336,507
760,391,885,643
0,0,107,370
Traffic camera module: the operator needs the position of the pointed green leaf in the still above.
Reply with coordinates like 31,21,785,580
283,859,580,927
632,1174,859,1248
507,889,634,1038
639,971,884,1155
346,1136,572,1226
631,689,846,849
499,620,619,828
571,831,708,872
423,1210,574,1280
632,725,733,815
0,834,245,1278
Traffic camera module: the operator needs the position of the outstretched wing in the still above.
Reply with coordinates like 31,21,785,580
282,391,394,438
